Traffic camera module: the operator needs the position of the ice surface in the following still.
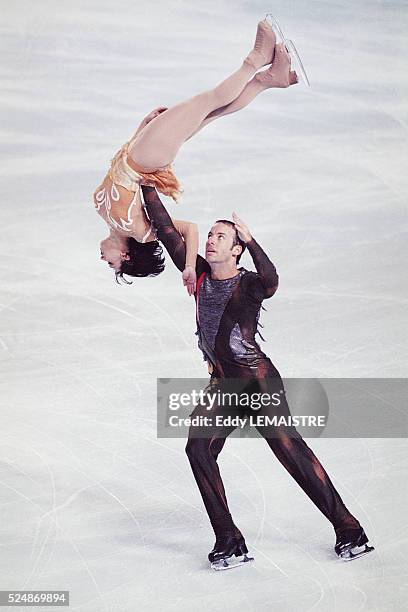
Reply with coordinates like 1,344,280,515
0,1,407,610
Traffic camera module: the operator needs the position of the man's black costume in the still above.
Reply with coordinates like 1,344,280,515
141,186,371,564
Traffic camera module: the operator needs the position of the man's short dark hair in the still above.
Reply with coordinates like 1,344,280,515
215,219,246,264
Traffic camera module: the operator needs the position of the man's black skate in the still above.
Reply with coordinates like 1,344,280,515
209,535,254,571
335,527,374,561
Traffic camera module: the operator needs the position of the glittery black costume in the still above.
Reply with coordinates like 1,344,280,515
141,185,363,548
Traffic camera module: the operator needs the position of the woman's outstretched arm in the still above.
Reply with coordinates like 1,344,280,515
141,186,210,292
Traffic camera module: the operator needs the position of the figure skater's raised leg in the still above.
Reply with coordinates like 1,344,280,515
186,43,297,139
129,19,276,170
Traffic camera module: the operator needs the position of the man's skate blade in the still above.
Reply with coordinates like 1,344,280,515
340,544,375,562
285,39,311,87
265,14,285,42
211,553,254,571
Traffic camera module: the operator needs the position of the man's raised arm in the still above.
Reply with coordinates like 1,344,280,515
246,237,279,298
233,212,279,299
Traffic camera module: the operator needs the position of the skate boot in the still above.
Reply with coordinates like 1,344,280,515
208,535,254,571
335,527,374,561
255,43,298,89
245,19,276,69
265,13,286,43
264,14,310,87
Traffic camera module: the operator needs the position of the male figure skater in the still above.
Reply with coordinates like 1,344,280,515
141,185,374,569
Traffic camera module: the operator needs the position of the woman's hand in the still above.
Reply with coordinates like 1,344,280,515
232,211,252,243
182,265,197,296
143,106,168,126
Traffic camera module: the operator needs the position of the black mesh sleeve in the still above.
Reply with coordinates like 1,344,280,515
141,186,209,276
245,237,279,300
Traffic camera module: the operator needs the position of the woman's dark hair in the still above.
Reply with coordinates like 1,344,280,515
115,238,165,285
215,219,247,264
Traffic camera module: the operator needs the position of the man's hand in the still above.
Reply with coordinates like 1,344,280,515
182,265,197,296
232,212,252,243
143,106,168,126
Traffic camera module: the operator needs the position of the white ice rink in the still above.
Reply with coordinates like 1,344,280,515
1,0,407,610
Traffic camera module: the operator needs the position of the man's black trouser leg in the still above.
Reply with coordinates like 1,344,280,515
185,419,243,539
185,377,361,539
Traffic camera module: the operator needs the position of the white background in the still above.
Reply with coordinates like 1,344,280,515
0,1,407,610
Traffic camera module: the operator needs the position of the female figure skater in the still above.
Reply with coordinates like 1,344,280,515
94,17,299,293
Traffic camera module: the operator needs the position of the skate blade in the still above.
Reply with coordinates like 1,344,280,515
284,39,311,88
264,16,310,87
211,553,254,571
265,14,285,43
340,543,375,562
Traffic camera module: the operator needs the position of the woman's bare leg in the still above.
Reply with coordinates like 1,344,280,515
129,63,258,170
129,20,276,170
185,78,265,141
187,45,298,139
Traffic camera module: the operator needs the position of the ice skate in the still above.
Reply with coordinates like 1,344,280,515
245,19,276,69
264,14,310,87
209,535,254,571
335,527,374,562
255,43,298,89
284,39,310,87
265,13,286,43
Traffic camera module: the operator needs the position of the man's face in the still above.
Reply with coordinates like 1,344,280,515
205,222,241,264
